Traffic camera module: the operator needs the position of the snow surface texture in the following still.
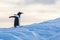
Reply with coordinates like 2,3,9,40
0,18,60,40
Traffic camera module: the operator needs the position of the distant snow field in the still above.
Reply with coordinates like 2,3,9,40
0,18,60,40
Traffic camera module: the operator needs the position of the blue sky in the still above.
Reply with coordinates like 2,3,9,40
0,0,60,28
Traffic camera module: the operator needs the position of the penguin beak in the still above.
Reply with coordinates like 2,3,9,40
21,12,23,14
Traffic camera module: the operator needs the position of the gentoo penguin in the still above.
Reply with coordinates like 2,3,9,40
9,12,23,28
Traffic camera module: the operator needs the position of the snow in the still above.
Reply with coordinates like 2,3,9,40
0,18,60,40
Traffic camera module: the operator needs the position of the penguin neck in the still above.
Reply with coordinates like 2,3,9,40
18,14,21,18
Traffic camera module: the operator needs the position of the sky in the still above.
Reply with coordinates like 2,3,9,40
0,0,60,28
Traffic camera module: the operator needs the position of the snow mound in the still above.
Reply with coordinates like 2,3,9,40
0,18,60,40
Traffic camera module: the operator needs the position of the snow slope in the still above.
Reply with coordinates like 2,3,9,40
0,18,60,40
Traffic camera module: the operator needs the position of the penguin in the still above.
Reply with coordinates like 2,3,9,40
9,12,23,28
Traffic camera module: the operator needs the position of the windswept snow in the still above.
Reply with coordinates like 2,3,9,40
0,18,60,40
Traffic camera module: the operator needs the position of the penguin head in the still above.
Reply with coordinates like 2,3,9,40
17,12,23,17
17,12,23,15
